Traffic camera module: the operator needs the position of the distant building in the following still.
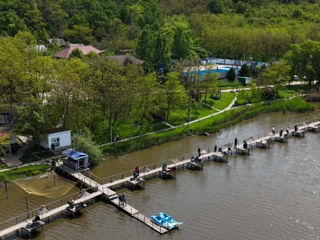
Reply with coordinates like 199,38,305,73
117,49,135,55
107,55,144,65
54,45,102,59
238,76,252,85
36,45,47,52
68,43,85,47
0,112,12,126
48,38,68,47
40,129,71,150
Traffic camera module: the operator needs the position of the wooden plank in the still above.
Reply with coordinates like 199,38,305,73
110,199,139,215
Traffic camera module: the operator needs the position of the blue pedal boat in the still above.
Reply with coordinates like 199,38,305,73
150,212,183,230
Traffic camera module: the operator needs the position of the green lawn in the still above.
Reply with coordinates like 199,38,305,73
202,92,235,110
168,102,218,126
94,118,169,144
0,164,50,181
218,78,243,88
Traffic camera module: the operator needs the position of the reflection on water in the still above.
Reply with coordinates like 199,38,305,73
0,104,319,239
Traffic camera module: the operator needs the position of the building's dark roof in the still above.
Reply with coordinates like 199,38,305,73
46,128,70,134
107,55,144,65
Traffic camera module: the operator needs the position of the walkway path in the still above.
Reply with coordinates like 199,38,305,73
100,93,238,147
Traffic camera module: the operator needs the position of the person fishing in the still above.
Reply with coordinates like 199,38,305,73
279,129,283,137
197,146,201,157
243,140,248,149
133,166,140,179
162,162,168,171
119,193,126,207
286,128,290,136
294,125,298,131
214,145,217,152
234,137,238,147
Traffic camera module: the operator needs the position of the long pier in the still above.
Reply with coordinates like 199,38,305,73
0,118,319,239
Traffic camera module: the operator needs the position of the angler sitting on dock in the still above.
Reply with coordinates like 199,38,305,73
23,215,44,236
67,199,76,214
132,166,140,179
118,194,127,207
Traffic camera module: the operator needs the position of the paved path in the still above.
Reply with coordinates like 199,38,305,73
0,154,21,167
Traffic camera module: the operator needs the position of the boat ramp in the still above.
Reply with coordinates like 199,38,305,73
0,118,320,239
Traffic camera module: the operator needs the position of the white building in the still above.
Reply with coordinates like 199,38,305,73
41,129,71,150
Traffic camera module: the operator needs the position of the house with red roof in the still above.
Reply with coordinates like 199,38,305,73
54,45,102,59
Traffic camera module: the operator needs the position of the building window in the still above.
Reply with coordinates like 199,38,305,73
51,137,60,147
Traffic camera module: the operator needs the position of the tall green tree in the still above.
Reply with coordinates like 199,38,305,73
227,67,236,82
135,73,160,132
90,59,134,143
163,72,187,121
15,98,47,144
257,61,291,97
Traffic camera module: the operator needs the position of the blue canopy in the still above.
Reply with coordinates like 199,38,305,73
62,149,88,160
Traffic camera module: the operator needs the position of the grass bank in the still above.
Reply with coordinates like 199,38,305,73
0,164,50,181
102,97,314,156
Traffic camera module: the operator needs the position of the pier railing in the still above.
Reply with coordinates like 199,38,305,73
0,187,95,231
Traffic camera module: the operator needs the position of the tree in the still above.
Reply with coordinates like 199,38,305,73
172,25,191,60
239,64,250,76
15,98,47,144
257,61,291,98
135,73,160,132
69,48,84,59
49,58,91,130
203,70,218,102
235,1,247,14
207,0,223,14
285,40,320,85
0,33,36,113
163,72,187,121
90,59,134,143
227,67,236,82
72,128,102,166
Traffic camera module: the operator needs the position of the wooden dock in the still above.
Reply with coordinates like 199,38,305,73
1,118,320,239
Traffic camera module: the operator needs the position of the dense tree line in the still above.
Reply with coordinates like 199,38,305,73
1,0,320,71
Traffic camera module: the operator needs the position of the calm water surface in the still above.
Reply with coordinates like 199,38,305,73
1,105,320,240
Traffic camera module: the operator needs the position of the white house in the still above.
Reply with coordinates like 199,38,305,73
41,129,71,150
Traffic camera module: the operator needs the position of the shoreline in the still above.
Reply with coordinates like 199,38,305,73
101,97,315,157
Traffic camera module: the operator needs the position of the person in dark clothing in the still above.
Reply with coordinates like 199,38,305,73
234,137,238,147
294,125,298,131
279,129,283,137
197,146,201,157
243,140,248,149
214,145,217,152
